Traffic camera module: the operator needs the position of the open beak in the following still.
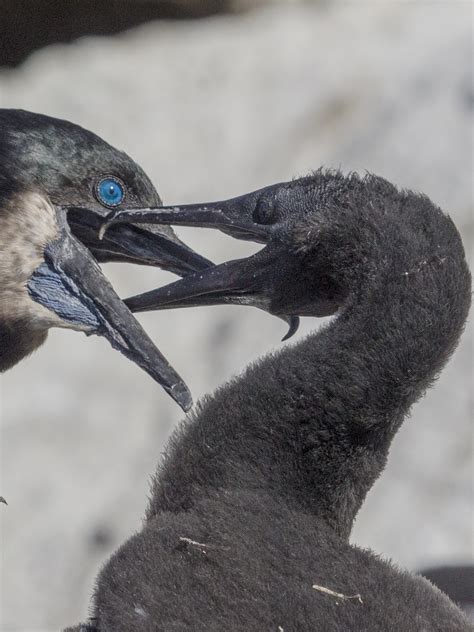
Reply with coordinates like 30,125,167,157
28,208,192,411
100,194,300,341
67,205,212,276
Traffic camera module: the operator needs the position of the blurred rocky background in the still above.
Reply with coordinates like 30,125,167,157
0,1,472,630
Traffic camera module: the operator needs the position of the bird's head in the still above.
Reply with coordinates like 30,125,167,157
0,109,210,274
101,171,385,330
0,109,207,410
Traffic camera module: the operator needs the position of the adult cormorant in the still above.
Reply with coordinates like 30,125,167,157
76,171,471,631
0,109,212,408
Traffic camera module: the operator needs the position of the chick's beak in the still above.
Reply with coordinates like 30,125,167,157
100,195,300,341
98,192,275,244
28,208,192,411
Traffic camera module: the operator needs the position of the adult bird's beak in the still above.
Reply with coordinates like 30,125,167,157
28,208,192,411
100,193,300,341
67,205,212,276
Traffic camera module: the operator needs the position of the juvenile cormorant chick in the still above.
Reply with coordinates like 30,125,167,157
75,171,471,631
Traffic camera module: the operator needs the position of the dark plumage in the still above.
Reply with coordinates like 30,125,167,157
72,172,471,631
0,109,210,273
0,109,212,406
419,565,474,619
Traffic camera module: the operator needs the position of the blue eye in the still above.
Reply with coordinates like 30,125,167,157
96,177,125,208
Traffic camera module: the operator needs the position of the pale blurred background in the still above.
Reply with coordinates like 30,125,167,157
0,1,472,630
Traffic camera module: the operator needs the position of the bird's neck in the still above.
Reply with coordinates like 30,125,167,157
150,198,471,540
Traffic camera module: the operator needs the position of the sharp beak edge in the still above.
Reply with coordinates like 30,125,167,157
124,252,300,341
67,206,212,276
28,210,192,411
99,195,299,341
99,198,273,244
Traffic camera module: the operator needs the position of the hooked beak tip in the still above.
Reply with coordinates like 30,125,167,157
99,206,133,240
32,214,194,410
181,398,193,413
98,214,117,241
281,316,300,341
172,383,193,412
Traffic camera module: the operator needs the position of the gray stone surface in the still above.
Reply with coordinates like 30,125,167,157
0,2,472,630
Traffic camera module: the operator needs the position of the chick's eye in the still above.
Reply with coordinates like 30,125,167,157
95,177,125,208
253,198,276,225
